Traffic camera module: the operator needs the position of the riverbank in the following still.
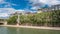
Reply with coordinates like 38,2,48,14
0,25,60,30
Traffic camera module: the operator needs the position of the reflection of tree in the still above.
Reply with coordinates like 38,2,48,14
17,28,19,34
7,27,17,34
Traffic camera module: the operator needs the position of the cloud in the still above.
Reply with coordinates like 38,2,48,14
0,13,9,17
31,7,39,10
0,8,26,14
15,9,26,13
28,0,60,10
0,0,22,18
3,2,17,8
0,8,16,14
0,0,17,8
0,8,26,17
16,9,24,11
29,0,60,5
39,0,60,5
48,0,60,5
0,0,5,4
0,8,16,18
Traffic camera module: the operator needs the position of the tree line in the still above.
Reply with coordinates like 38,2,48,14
7,10,60,27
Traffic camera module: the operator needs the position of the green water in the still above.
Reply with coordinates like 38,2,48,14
0,26,60,34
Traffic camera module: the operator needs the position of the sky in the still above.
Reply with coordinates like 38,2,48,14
0,0,60,18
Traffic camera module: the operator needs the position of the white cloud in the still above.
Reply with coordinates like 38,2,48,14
0,8,16,17
4,3,12,8
0,0,4,2
29,0,60,10
0,8,16,14
0,8,26,17
3,2,17,8
31,7,39,10
0,8,26,14
29,0,60,5
16,10,25,11
48,0,60,5
15,9,25,13
0,0,18,18
0,0,4,4
40,0,60,5
39,0,48,3
0,13,9,17
0,0,17,8
11,3,17,6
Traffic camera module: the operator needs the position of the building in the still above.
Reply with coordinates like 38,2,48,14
37,4,60,13
37,9,43,13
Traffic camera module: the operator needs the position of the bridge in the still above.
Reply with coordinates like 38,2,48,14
0,21,7,25
0,18,7,25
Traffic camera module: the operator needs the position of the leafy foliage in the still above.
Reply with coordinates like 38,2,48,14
7,10,60,27
7,15,17,25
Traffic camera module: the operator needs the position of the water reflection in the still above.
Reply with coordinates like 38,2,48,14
0,27,7,34
0,27,60,34
7,27,21,34
16,28,20,34
7,27,17,34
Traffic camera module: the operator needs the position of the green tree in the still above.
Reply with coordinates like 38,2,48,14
7,15,17,25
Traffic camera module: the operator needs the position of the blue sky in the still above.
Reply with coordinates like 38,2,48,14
0,0,60,18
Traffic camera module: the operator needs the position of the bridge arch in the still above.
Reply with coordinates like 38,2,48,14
0,18,7,25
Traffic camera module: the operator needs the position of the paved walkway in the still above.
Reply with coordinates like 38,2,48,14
0,25,60,30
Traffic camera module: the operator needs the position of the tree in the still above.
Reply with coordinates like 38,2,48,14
7,15,17,25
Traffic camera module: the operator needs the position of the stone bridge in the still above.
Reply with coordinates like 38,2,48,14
0,18,8,25
0,21,7,25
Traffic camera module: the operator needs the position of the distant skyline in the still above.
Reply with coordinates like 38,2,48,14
0,0,60,17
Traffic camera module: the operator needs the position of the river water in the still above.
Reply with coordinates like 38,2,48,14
0,26,60,34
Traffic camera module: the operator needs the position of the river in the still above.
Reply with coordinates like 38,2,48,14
0,26,60,34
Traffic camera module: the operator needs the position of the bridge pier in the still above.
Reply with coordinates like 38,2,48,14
4,21,7,25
